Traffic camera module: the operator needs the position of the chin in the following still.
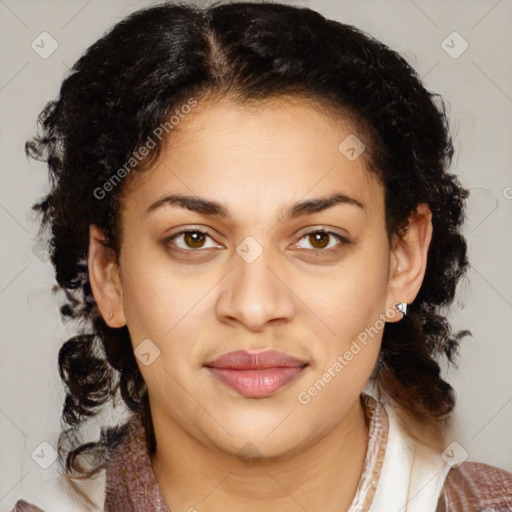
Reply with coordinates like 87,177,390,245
203,411,311,460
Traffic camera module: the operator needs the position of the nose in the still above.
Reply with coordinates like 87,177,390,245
215,244,296,332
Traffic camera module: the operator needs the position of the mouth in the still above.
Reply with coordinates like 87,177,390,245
203,349,309,398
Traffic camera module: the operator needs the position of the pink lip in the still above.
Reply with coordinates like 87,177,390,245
204,349,308,398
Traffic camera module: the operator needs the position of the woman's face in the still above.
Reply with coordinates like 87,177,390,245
106,96,401,457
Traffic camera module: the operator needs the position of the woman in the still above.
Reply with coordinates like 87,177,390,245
12,1,512,511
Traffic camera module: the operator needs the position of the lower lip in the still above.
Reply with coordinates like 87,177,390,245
206,366,306,398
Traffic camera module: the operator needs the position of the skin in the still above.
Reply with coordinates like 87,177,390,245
88,95,432,511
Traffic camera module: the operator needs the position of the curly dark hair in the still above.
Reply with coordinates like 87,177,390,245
26,0,470,507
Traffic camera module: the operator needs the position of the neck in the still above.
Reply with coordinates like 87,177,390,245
150,395,369,512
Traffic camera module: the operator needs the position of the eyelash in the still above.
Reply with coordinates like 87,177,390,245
164,227,350,257
296,229,351,255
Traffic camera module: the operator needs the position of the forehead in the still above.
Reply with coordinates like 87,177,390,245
121,95,384,222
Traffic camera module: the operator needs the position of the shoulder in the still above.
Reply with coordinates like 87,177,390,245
436,460,512,512
10,500,45,512
9,419,136,512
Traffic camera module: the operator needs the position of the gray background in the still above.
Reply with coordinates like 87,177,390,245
1,0,511,510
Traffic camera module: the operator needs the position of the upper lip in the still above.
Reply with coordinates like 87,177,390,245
204,349,309,370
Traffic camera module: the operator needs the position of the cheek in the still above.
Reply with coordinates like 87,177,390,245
118,235,193,336
118,241,210,370
120,265,176,343
294,261,387,425
118,249,203,401
294,238,389,400
304,242,390,340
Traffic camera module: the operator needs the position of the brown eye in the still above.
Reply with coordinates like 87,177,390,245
296,229,347,252
183,231,207,249
166,229,219,251
308,232,330,249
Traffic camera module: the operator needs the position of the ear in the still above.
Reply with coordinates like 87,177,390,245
88,225,126,328
385,203,433,322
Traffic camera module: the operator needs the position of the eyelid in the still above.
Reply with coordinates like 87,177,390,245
165,227,222,251
295,226,350,242
292,228,350,253
163,226,350,254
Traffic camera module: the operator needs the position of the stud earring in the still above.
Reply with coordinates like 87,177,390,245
109,312,113,320
394,302,408,316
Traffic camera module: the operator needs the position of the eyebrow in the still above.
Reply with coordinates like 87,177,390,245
146,192,365,220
